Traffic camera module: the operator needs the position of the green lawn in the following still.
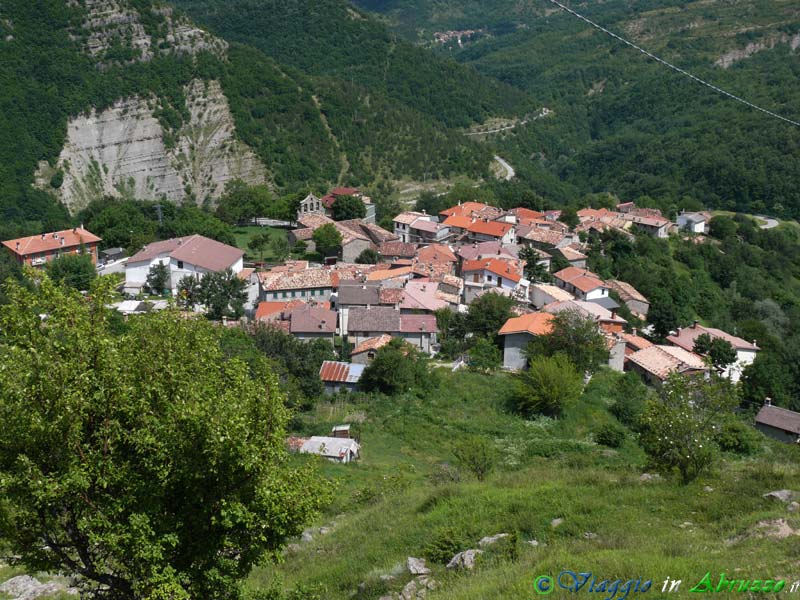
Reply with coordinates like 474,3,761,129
232,226,289,262
249,370,800,599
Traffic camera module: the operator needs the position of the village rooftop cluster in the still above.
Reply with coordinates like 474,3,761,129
3,192,797,453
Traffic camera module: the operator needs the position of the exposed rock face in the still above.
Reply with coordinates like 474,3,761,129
446,549,483,570
0,575,75,600
716,33,800,68
69,0,227,69
36,79,267,213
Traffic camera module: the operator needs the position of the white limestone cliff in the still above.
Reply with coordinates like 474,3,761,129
36,79,268,214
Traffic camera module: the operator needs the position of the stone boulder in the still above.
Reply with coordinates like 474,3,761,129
406,557,431,576
0,575,71,600
763,490,796,503
446,549,483,570
477,533,510,548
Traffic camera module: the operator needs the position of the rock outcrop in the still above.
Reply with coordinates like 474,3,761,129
69,0,227,69
36,79,267,213
716,33,800,69
0,575,76,600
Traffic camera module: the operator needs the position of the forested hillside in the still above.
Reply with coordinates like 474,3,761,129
355,0,800,217
0,0,525,239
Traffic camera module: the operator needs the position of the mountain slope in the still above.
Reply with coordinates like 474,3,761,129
355,0,800,216
0,0,524,234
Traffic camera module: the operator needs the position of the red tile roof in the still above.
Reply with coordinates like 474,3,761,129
463,258,522,283
417,244,457,263
568,275,607,294
379,241,417,258
3,227,102,257
351,334,393,355
290,305,337,334
255,299,306,321
467,220,513,238
627,345,707,380
510,208,545,221
553,266,599,283
440,202,492,218
442,215,472,230
499,312,555,336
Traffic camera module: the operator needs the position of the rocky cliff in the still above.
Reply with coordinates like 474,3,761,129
36,79,267,214
716,32,800,69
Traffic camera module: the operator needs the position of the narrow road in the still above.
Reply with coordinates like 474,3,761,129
756,215,779,229
494,155,515,181
464,107,552,136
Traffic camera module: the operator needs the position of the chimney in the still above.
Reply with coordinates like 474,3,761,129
765,397,772,406
632,327,637,337
15,242,19,250
676,327,682,335
692,320,699,329
611,309,617,319
73,227,77,233
41,233,45,240
60,238,65,246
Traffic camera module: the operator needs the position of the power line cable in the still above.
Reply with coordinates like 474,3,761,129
544,0,800,128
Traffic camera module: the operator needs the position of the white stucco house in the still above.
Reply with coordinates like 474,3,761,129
666,322,759,383
124,234,244,295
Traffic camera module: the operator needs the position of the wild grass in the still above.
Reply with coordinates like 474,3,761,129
250,369,800,599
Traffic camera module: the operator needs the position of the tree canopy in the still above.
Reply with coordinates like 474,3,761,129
312,223,343,258
0,273,330,599
331,195,367,221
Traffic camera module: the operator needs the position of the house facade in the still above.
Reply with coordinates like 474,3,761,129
347,306,439,354
498,312,555,370
2,227,102,268
124,235,243,295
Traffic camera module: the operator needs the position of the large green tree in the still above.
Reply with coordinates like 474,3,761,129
46,253,97,291
198,269,248,320
312,223,343,257
0,274,330,599
331,195,366,221
360,338,432,395
510,354,583,417
526,310,609,374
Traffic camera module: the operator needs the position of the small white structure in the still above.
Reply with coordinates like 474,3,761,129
124,234,244,295
298,436,361,463
676,211,709,234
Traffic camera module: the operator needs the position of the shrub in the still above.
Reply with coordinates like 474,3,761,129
422,527,468,564
510,354,582,417
715,419,760,455
595,423,626,448
453,436,496,481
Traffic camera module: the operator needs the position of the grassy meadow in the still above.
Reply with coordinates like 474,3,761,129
250,370,800,599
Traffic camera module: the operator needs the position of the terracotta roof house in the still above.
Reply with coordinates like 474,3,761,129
442,214,472,231
498,312,555,370
417,243,457,264
509,207,545,222
552,267,610,302
457,240,519,262
3,227,102,268
259,268,337,301
542,299,627,334
666,321,759,383
626,344,708,385
350,334,393,364
466,220,515,244
440,202,494,219
557,245,588,268
623,214,671,238
516,225,576,249
347,306,439,354
606,280,650,318
620,330,653,356
393,212,439,243
124,234,243,295
255,299,307,322
754,400,800,444
463,258,522,285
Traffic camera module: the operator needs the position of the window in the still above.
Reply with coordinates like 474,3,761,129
177,261,184,269
282,292,288,298
291,291,296,298
367,351,376,360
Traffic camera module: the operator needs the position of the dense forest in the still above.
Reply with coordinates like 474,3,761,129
356,0,800,218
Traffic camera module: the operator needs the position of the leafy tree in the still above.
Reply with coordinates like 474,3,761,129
595,423,626,448
559,207,579,229
331,195,366,221
510,354,583,417
465,292,515,341
0,252,24,305
270,236,292,263
708,215,738,240
360,338,431,395
520,246,551,282
249,324,335,406
639,374,738,484
434,308,470,358
693,333,738,371
177,274,201,309
198,269,247,320
45,254,96,291
467,336,501,373
215,180,274,224
452,436,496,482
355,248,379,264
312,223,343,257
0,274,330,599
248,234,270,263
647,290,679,340
526,310,609,374
145,262,170,295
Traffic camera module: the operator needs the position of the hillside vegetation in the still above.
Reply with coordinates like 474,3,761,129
250,369,800,599
356,0,800,217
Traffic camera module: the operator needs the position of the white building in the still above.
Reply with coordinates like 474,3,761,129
676,211,709,234
666,322,759,383
124,234,244,295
